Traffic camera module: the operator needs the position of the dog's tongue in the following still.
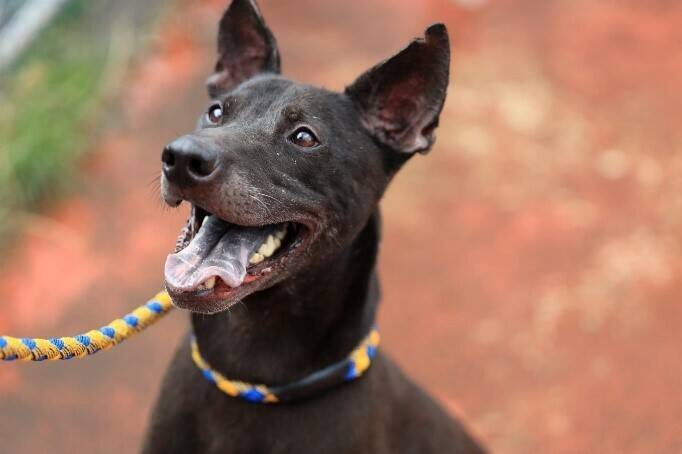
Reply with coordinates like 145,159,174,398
164,215,274,291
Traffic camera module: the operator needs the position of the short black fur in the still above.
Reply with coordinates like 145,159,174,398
145,1,485,452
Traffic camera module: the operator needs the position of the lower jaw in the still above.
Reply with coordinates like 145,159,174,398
167,271,262,313
169,293,238,314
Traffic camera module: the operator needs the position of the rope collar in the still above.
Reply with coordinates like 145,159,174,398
0,289,380,405
191,326,380,404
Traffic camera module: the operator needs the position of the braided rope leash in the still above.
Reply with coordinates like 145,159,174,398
0,289,380,404
0,291,172,361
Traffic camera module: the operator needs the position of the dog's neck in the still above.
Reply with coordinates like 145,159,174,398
191,211,381,385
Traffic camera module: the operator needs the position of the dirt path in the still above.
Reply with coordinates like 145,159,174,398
1,0,681,452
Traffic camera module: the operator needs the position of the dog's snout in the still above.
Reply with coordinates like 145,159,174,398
162,135,219,186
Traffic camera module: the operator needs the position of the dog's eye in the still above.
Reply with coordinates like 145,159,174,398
289,127,319,148
207,104,223,124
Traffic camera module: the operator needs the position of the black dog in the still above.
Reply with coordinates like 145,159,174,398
144,0,484,452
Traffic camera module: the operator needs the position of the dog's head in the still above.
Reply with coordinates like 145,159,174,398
161,0,450,313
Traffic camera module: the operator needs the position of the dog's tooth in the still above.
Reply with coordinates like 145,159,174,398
275,228,286,240
258,235,276,257
260,245,273,258
204,276,216,289
249,253,265,264
267,235,277,255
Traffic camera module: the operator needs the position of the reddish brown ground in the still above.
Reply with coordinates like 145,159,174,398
1,0,681,452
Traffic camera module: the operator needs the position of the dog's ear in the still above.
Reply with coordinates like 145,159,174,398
345,24,450,155
206,0,281,97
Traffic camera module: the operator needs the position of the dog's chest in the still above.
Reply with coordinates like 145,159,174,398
194,377,390,453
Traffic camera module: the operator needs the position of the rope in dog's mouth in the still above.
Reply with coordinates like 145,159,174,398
0,291,172,361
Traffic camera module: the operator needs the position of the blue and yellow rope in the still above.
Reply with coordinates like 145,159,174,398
0,290,380,404
191,326,380,403
0,291,172,361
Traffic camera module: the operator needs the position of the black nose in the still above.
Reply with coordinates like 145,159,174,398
162,135,219,186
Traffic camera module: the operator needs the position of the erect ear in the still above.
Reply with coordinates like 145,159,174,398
205,0,281,98
345,24,450,154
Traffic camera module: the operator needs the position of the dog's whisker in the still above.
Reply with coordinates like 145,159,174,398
246,190,273,217
250,190,286,209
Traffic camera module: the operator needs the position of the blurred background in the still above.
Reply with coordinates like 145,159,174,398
0,0,680,452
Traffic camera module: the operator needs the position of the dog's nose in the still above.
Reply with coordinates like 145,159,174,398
162,135,219,186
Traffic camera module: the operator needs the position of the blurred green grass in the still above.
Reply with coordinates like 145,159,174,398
0,0,163,247
0,1,105,239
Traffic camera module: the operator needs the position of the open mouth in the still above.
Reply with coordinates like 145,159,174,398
164,205,309,312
